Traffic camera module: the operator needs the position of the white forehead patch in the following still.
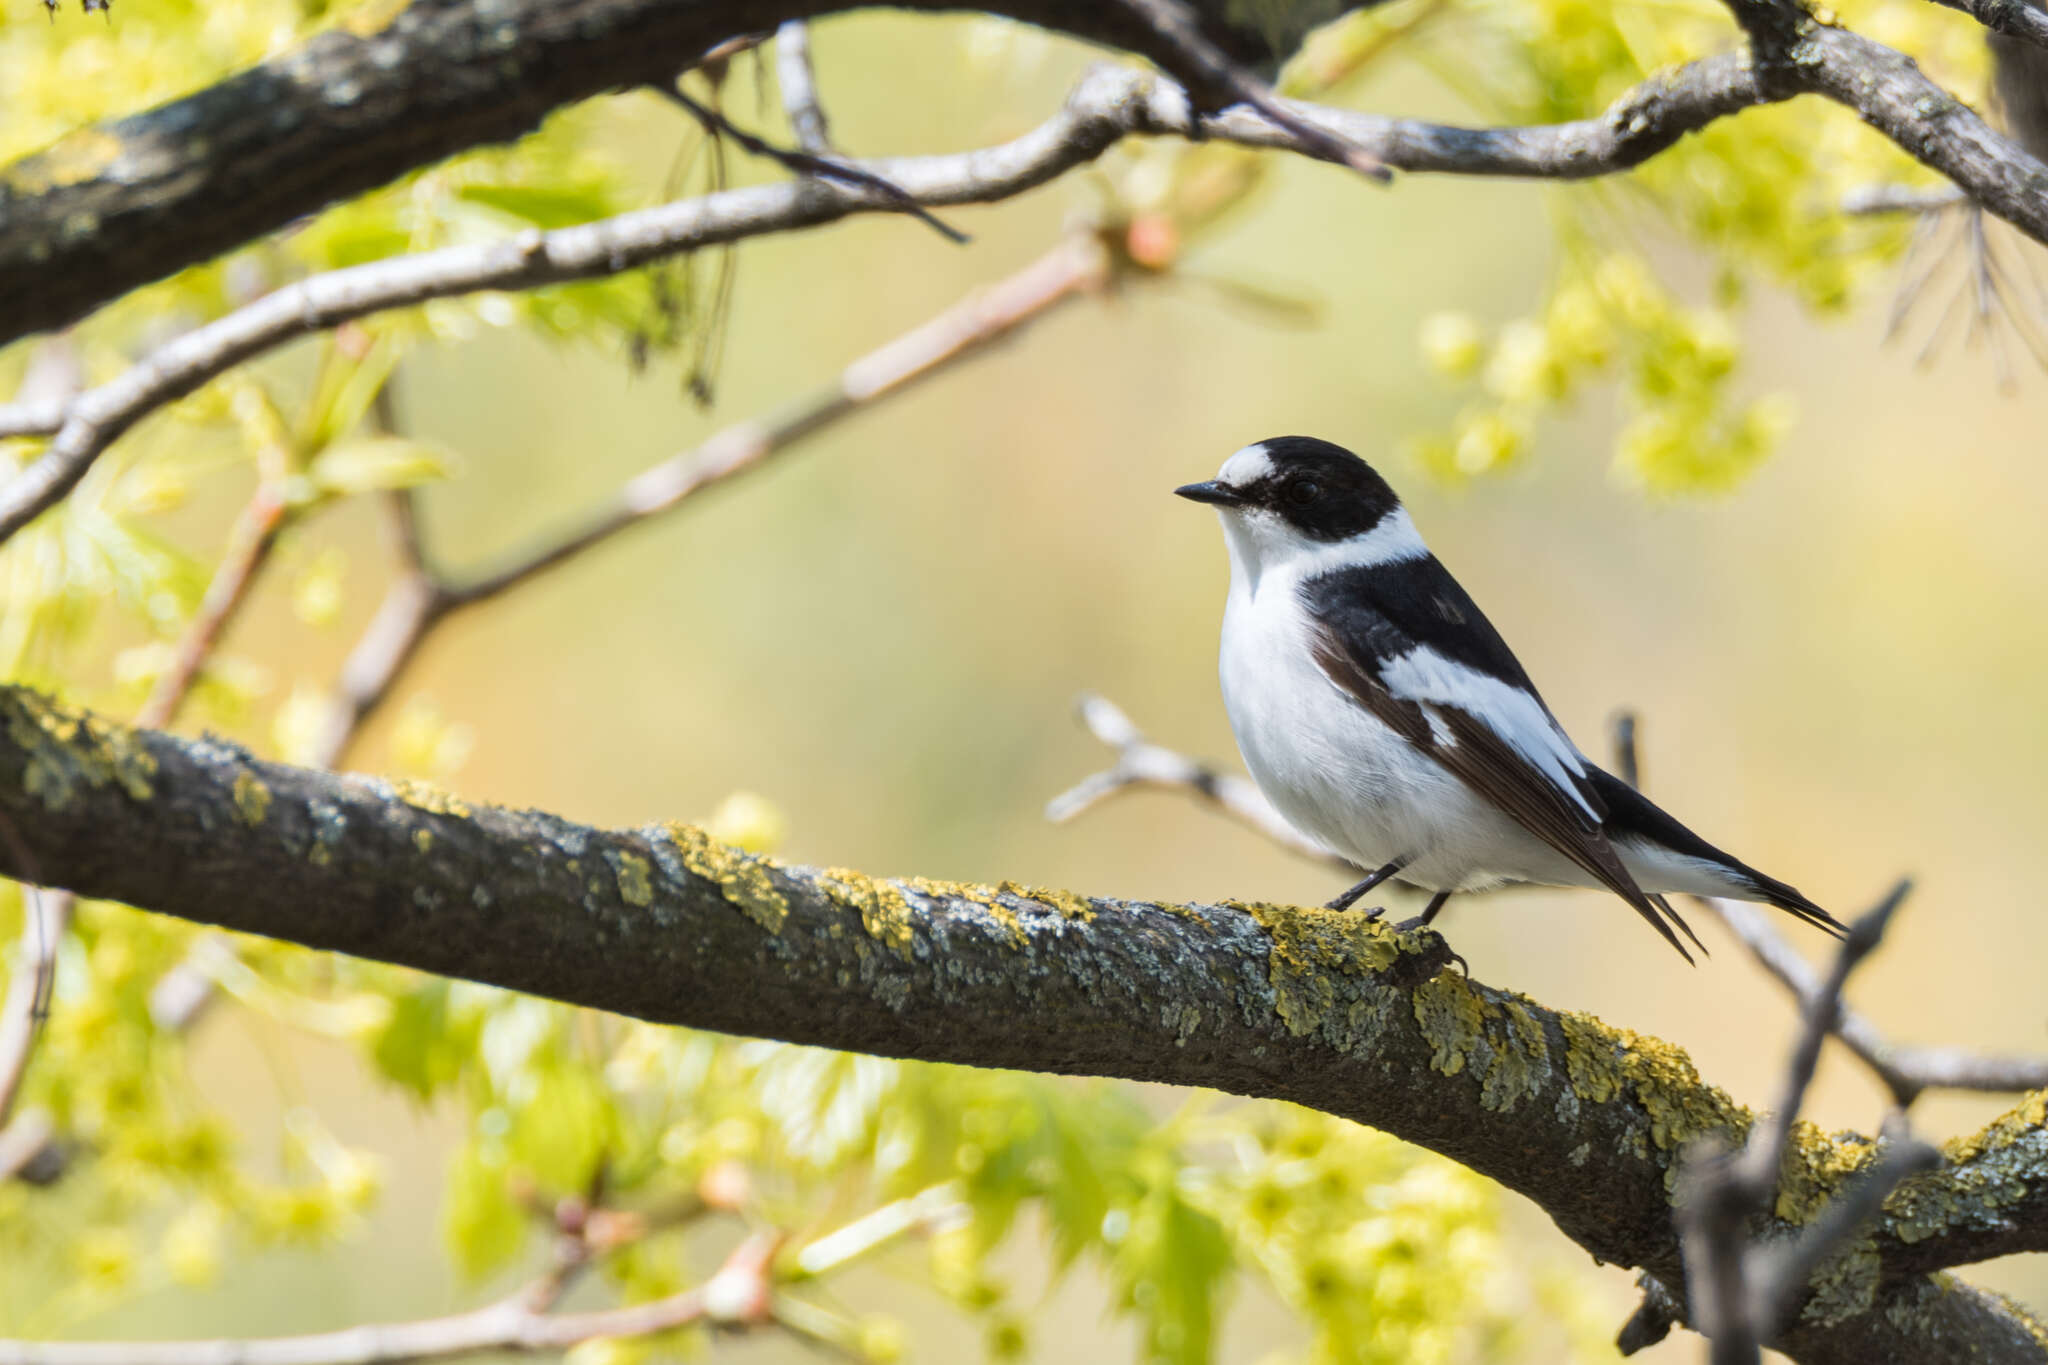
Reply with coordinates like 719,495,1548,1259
1217,442,1276,486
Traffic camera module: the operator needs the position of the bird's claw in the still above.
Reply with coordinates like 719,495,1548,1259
1390,917,1468,976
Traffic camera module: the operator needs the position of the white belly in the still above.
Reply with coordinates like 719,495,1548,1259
1218,578,1586,894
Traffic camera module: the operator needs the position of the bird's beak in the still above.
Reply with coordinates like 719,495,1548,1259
1175,480,1246,507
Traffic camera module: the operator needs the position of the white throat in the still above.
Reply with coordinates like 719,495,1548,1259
1220,504,1428,599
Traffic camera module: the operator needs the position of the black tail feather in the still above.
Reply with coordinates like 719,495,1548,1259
1589,765,1846,940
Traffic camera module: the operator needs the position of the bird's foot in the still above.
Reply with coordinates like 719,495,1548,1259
1391,917,1468,975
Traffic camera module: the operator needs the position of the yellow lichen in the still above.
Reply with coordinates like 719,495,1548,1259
413,829,433,854
1407,974,1551,1111
997,880,1096,922
1413,973,1487,1077
906,876,1025,947
611,850,654,908
232,772,272,826
665,823,788,934
4,688,158,811
388,778,470,818
1558,1010,1626,1104
1774,1122,1881,1225
1557,1008,1751,1158
7,129,122,193
818,865,916,958
1884,1088,2046,1246
1236,901,1404,1043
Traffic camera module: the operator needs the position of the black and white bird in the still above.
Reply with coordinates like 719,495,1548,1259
1176,435,1843,962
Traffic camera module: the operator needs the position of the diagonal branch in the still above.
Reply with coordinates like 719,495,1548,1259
309,233,1103,766
1113,0,1392,179
0,685,2041,1364
0,56,1774,546
1606,713,2048,1105
0,0,1342,348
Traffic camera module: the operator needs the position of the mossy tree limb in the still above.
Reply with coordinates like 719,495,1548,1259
0,684,2042,1361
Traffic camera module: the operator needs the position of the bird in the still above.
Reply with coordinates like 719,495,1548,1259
1175,434,1844,962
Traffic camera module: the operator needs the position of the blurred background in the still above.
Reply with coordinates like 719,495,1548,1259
4,2,2046,1360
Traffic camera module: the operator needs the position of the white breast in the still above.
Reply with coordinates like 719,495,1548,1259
1218,562,1467,878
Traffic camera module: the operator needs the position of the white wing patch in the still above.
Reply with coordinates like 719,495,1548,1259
1379,646,1597,820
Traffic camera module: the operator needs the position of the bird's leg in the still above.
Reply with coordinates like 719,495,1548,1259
1396,890,1467,974
1326,859,1406,913
1395,890,1454,932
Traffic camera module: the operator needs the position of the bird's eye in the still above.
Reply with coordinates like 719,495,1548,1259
1285,479,1321,506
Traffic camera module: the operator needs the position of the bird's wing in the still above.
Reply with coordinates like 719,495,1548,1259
1301,559,1702,961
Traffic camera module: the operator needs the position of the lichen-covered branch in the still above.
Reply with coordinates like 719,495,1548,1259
0,684,2042,1364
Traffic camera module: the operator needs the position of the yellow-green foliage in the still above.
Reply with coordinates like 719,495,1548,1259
0,0,1977,1355
1396,0,1985,493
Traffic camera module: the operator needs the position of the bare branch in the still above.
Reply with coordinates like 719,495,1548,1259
1676,891,1943,1362
1700,895,2048,1100
312,235,1102,767
1845,183,1971,214
774,22,835,156
1114,0,1392,180
1610,712,2048,1103
1045,692,1342,865
1732,882,1911,1197
653,83,970,244
0,1232,783,1365
1928,0,2048,50
0,54,1794,545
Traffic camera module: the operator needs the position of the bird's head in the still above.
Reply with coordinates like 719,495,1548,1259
1176,436,1417,585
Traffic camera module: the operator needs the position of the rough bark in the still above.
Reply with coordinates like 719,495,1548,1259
0,683,2041,1363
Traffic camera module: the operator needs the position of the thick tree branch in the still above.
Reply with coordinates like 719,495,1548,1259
0,686,2042,1364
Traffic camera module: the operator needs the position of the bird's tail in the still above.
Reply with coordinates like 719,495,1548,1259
1588,765,1847,939
1729,866,1847,939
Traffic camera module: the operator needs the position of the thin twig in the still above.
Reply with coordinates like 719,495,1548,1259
1700,895,2048,1101
655,84,968,244
774,22,835,156
315,235,1103,767
0,55,1779,545
1923,0,2048,50
1606,712,2048,1101
1046,692,1341,865
1113,0,1392,181
0,1232,777,1365
1732,883,1911,1196
1844,183,1970,215
1676,888,1940,1361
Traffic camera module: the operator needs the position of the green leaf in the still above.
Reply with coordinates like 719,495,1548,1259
371,981,479,1101
508,1060,615,1194
1112,1152,1232,1365
457,181,620,230
304,437,455,502
442,1138,527,1280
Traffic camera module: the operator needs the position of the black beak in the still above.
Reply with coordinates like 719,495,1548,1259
1175,480,1246,507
